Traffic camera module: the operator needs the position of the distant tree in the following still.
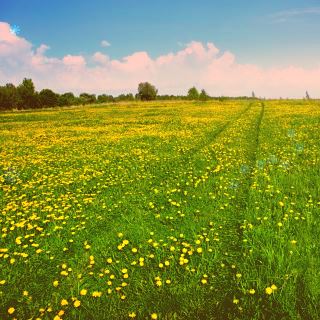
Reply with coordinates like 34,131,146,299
39,89,58,107
137,82,158,101
58,92,76,106
306,91,310,100
187,87,199,100
199,89,209,101
79,93,96,105
17,78,38,109
0,83,19,110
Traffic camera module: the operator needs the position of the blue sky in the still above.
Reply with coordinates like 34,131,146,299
2,0,320,67
1,0,320,97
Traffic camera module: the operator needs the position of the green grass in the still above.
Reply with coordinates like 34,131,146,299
0,100,319,319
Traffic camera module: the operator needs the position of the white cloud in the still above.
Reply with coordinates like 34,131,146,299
270,7,320,22
0,21,320,98
101,40,111,47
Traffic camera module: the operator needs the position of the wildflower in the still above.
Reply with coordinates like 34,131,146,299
249,289,255,295
265,287,273,295
151,313,158,319
61,299,68,306
129,312,137,318
233,298,239,304
74,300,81,307
80,289,87,296
8,307,15,314
196,247,203,253
92,291,102,297
271,284,277,291
53,280,59,287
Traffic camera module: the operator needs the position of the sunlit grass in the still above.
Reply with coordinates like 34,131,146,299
0,100,319,319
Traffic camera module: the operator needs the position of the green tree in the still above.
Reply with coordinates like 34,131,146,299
137,82,158,101
199,89,209,101
187,87,199,100
0,83,19,110
17,78,38,109
39,89,58,107
58,92,76,106
79,93,96,105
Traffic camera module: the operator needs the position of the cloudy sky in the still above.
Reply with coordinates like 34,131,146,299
1,0,320,98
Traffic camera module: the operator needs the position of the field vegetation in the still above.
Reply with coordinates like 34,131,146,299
0,100,319,319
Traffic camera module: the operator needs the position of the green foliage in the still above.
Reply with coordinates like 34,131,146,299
0,83,19,110
39,89,58,107
199,89,209,101
58,92,77,106
137,82,158,101
97,94,114,103
187,87,199,100
17,78,39,109
79,93,96,105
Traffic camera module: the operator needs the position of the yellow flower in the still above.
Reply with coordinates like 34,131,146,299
151,313,158,319
249,289,255,295
74,300,81,308
236,273,242,279
54,316,62,320
107,258,113,264
8,307,15,314
271,284,278,291
165,279,171,284
265,287,273,295
61,299,68,306
53,280,59,287
132,247,138,253
129,312,137,318
80,289,87,296
92,291,102,297
233,298,239,304
196,247,203,253
201,279,207,284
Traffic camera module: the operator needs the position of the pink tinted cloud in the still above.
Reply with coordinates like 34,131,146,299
0,21,319,97
63,55,86,67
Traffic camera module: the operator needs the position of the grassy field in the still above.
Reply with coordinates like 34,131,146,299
0,100,319,319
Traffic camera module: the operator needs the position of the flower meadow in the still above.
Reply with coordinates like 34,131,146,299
0,100,319,319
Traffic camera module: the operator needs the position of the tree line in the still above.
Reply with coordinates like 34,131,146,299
0,78,256,111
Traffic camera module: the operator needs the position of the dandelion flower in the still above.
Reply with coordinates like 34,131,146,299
265,287,273,295
8,307,15,314
74,300,81,308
